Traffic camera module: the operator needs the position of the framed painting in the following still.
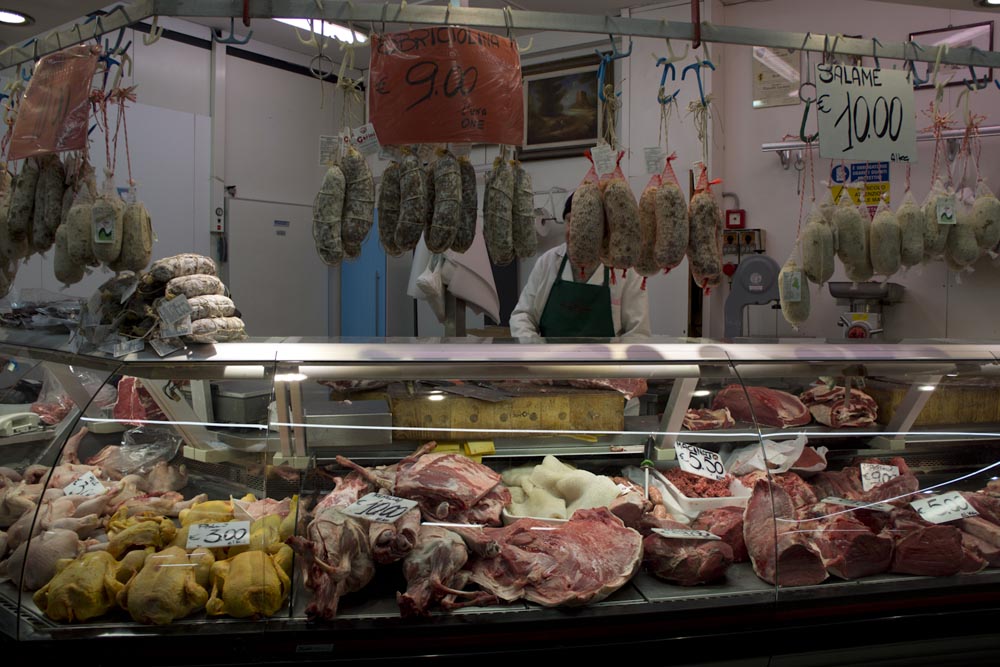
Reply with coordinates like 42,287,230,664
517,54,607,161
909,22,993,88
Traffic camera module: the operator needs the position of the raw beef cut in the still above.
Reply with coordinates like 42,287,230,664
397,525,496,617
642,517,734,586
744,479,827,586
740,470,817,508
712,385,811,428
961,530,1000,567
665,469,734,498
797,505,893,579
799,385,878,428
888,509,965,577
465,507,642,607
683,408,735,430
811,468,863,500
963,491,1000,526
692,506,748,562
609,476,651,529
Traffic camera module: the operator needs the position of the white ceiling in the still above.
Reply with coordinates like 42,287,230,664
3,0,998,55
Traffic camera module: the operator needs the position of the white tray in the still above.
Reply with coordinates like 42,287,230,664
651,468,751,521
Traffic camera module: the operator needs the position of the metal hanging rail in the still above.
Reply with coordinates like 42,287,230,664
5,0,1000,71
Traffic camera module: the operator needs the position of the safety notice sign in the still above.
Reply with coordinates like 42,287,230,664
829,161,889,218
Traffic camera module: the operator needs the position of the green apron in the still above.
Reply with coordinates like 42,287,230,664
538,254,615,338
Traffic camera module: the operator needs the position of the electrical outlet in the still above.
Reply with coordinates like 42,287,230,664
725,209,746,229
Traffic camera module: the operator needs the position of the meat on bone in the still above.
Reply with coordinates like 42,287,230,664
799,386,878,428
683,408,735,430
397,524,492,617
712,385,811,428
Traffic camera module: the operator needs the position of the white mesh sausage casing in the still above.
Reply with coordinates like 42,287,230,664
312,164,346,266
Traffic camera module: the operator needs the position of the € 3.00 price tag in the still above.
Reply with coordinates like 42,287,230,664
63,471,107,497
342,492,418,523
860,463,899,492
674,443,726,481
186,521,252,549
652,527,721,541
910,491,979,524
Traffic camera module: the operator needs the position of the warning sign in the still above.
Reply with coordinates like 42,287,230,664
829,161,889,218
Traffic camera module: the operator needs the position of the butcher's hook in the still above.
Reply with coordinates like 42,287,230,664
871,37,882,69
904,42,928,86
143,16,164,45
799,98,819,144
682,58,715,107
596,35,632,102
656,57,679,105
964,62,990,90
213,16,253,45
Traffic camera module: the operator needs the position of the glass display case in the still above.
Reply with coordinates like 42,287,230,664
2,329,1000,663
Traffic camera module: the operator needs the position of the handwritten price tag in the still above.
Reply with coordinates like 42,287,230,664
644,146,666,175
157,295,192,325
186,521,251,548
342,492,418,523
591,144,617,177
369,28,523,146
64,472,107,497
815,64,916,163
652,528,721,541
910,491,979,524
861,463,899,492
821,496,894,513
674,443,726,481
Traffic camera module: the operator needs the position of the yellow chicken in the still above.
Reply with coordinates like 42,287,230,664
106,516,177,558
33,551,127,622
117,546,215,625
205,544,293,618
179,494,255,526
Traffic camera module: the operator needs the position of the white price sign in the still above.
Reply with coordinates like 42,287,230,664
342,492,418,523
910,491,979,524
861,463,899,492
64,471,107,497
157,295,192,325
815,64,916,164
186,521,251,548
674,443,726,481
617,483,634,496
652,527,721,541
821,496,894,513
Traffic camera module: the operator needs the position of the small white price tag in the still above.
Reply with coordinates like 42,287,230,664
652,527,721,541
674,443,726,481
617,483,633,496
157,295,192,325
64,471,107,497
92,208,117,244
186,521,252,548
644,146,666,175
351,123,381,155
342,492,418,523
113,338,145,358
781,269,803,303
937,195,956,225
319,135,341,166
861,463,899,492
910,491,979,524
99,335,125,356
821,496,894,513
591,144,618,177
160,314,193,339
150,337,184,357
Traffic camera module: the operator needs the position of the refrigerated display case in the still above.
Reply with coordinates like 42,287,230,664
2,329,1000,664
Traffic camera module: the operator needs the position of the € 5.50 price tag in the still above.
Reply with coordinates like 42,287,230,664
342,492,418,523
186,521,252,548
674,443,726,481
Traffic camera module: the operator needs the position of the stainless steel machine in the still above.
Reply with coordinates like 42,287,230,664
828,281,904,339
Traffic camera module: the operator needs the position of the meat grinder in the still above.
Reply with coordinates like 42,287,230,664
828,281,904,339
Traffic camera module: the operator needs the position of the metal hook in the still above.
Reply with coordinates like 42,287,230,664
871,37,882,69
965,64,990,90
800,99,819,143
595,36,632,103
904,42,928,86
213,16,253,45
143,16,164,45
682,59,716,107
655,57,679,104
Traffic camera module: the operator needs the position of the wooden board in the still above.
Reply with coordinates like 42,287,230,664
866,378,1000,426
387,384,624,441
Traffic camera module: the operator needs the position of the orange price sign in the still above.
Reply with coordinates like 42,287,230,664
368,27,524,146
10,44,99,160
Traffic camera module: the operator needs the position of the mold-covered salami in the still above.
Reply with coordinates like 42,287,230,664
166,274,226,299
32,155,65,253
185,316,247,344
54,224,84,286
512,161,537,259
377,161,402,256
8,158,39,244
341,146,375,248
188,294,236,320
148,253,217,283
427,151,461,253
687,191,723,291
567,181,603,272
484,156,514,266
394,151,428,252
451,156,478,253
424,163,436,231
603,176,641,270
972,181,1000,252
313,164,346,266
65,166,99,268
0,168,29,263
653,181,688,271
111,195,154,272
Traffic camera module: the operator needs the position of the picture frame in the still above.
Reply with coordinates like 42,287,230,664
909,22,993,89
516,54,608,162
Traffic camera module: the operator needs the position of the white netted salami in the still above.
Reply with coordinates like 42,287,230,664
377,160,402,256
394,151,428,252
484,156,514,266
313,164,346,266
427,150,461,253
185,316,247,344
165,274,226,299
341,146,375,248
188,294,236,320
92,172,126,264
870,201,901,277
801,205,835,285
512,161,537,259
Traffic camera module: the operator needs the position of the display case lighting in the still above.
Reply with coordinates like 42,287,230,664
692,390,712,397
918,385,937,391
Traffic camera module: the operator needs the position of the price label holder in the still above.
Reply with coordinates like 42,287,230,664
158,295,192,325
651,527,721,541
617,483,633,496
92,207,117,245
821,496,894,513
113,337,145,358
861,463,899,492
674,443,727,481
342,492,419,523
160,315,193,339
319,135,341,166
64,471,107,497
351,123,381,155
937,195,956,225
186,521,252,549
910,491,979,524
591,144,618,177
644,146,666,175
781,269,803,302
150,337,184,357
815,64,916,163
98,335,126,356
369,28,524,146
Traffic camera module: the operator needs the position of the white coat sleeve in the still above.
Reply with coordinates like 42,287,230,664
618,271,652,337
508,264,544,338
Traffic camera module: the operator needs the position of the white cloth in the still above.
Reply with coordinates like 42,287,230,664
508,243,651,339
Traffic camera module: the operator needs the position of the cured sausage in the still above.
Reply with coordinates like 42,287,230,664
687,191,723,292
566,181,603,274
427,151,461,253
148,253,217,283
635,180,660,279
603,176,641,270
896,193,924,268
451,156,478,253
394,151,428,252
92,174,126,264
801,207,835,285
512,161,537,259
779,257,810,328
377,161,402,256
32,155,65,253
483,157,514,266
653,181,688,272
870,206,901,277
341,146,375,248
8,158,39,244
